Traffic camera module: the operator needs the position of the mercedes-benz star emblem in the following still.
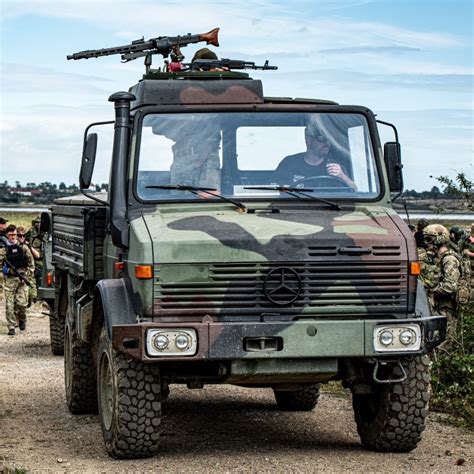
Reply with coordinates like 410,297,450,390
263,267,302,306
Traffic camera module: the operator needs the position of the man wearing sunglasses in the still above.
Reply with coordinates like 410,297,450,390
0,224,35,335
271,121,357,189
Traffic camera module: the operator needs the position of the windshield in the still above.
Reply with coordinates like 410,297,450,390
136,112,381,202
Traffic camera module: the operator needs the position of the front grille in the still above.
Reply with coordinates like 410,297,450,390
153,261,407,316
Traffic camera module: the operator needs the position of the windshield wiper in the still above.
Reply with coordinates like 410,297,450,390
243,186,341,210
146,184,247,212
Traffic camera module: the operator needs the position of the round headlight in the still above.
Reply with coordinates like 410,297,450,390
400,329,414,345
175,334,190,350
379,330,393,346
153,334,169,350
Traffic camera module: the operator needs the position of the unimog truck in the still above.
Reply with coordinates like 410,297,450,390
50,30,447,459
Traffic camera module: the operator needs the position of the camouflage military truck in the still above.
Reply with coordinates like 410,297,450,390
52,33,447,459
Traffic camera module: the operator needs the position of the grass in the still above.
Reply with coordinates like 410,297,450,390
1,211,41,230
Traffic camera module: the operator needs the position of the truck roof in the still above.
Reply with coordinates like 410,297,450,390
130,75,338,109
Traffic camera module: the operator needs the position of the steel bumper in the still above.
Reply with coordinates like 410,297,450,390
112,315,446,362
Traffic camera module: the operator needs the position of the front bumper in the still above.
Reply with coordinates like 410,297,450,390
112,315,446,362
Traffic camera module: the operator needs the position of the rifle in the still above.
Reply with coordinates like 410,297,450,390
67,28,220,73
183,58,277,71
3,257,32,287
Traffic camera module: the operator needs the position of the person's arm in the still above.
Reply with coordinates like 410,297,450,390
433,255,460,295
326,163,358,190
27,241,40,260
23,245,36,279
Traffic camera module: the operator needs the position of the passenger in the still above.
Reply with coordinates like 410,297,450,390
169,127,222,191
271,120,356,189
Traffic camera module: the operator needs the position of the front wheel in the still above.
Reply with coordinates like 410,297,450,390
97,327,162,459
273,384,321,411
352,355,431,452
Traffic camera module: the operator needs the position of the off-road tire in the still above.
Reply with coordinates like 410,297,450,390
274,384,321,411
97,327,162,459
352,355,431,452
50,311,65,356
64,324,98,414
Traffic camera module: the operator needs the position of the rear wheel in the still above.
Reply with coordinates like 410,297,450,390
64,324,97,414
273,384,321,411
352,355,431,452
97,327,162,459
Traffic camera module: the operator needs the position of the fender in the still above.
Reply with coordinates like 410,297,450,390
94,279,137,339
414,279,431,318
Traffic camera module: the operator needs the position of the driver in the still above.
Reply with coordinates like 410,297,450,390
270,121,356,189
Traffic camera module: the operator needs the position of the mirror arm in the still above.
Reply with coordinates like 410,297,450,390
377,119,399,143
80,188,109,206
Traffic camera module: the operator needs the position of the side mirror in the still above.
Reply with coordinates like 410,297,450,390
40,212,51,234
79,133,98,189
384,141,403,193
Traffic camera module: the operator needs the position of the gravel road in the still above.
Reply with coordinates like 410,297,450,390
0,307,472,473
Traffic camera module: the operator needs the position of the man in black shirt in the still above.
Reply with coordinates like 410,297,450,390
414,218,429,248
271,124,357,189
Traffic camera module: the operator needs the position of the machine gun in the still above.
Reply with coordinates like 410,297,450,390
182,58,277,72
3,257,32,287
67,28,220,73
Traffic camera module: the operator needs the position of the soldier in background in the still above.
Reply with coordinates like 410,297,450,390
0,217,8,301
422,224,460,344
414,218,429,249
17,226,40,306
26,217,45,293
448,226,465,255
0,224,35,335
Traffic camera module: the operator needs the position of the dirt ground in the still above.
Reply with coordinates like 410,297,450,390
0,306,472,473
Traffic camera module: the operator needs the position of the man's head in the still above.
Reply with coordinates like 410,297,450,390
17,226,27,243
417,218,429,231
449,226,465,243
0,217,8,232
423,224,450,248
5,224,17,244
305,121,331,158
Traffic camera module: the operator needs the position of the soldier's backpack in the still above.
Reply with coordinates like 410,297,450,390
453,253,471,306
440,251,471,306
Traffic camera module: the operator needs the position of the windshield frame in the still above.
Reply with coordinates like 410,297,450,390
130,104,386,207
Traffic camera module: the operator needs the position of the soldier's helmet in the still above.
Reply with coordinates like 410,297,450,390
423,224,450,246
449,226,465,241
192,47,218,61
417,218,429,229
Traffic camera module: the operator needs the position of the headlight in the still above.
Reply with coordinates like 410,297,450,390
373,325,421,352
152,334,169,350
146,328,198,357
175,334,191,350
399,329,415,345
379,330,394,346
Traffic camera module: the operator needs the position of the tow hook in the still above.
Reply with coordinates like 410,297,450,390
372,360,407,384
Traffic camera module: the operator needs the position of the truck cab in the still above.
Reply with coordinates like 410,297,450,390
51,69,446,459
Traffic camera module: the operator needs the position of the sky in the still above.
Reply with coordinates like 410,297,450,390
0,0,472,191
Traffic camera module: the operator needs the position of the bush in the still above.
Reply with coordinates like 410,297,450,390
431,303,474,428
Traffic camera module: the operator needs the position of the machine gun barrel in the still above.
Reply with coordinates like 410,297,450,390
67,28,219,61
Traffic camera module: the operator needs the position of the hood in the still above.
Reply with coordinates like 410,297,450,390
136,206,407,264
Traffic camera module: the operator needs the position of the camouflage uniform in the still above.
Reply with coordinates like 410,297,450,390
1,242,35,333
424,249,460,341
26,221,45,302
170,132,221,190
419,224,461,346
418,247,436,289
